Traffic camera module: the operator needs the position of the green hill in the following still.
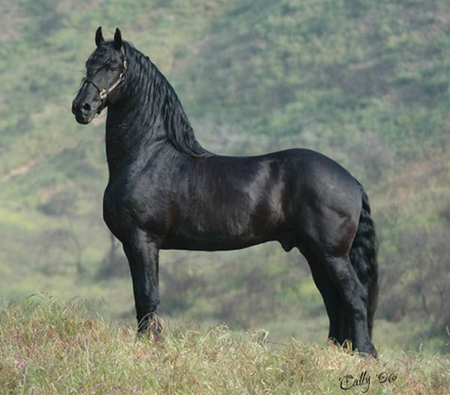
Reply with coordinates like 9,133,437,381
1,0,449,352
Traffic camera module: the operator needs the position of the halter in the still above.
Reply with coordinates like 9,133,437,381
84,59,128,101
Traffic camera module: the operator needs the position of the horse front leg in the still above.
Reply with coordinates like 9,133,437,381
122,230,163,338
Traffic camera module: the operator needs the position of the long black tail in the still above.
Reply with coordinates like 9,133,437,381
349,181,379,337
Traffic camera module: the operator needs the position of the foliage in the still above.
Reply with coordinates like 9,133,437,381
1,298,449,394
178,0,450,159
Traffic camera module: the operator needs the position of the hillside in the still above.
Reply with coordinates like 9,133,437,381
1,0,449,352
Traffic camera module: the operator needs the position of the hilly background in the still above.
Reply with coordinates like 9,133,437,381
1,0,449,352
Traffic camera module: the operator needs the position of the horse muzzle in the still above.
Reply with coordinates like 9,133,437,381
72,96,103,125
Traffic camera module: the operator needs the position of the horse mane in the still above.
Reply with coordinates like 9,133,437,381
122,41,212,158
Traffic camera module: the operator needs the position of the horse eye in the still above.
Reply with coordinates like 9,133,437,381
106,62,118,72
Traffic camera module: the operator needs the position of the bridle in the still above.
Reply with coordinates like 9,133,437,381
84,58,128,102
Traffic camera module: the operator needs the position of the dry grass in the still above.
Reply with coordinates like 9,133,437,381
1,297,449,394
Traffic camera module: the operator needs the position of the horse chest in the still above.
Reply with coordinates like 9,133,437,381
103,174,168,236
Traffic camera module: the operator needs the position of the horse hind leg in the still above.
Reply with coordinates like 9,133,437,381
302,250,351,346
321,254,377,357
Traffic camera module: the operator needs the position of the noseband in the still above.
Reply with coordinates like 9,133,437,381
84,59,128,102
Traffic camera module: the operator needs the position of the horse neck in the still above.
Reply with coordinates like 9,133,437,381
104,52,210,175
104,105,165,176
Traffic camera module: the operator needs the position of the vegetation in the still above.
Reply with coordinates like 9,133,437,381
1,0,450,358
1,298,449,394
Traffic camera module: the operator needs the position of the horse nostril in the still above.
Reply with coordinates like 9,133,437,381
83,103,91,112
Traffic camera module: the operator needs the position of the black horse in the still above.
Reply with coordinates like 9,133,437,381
72,28,378,357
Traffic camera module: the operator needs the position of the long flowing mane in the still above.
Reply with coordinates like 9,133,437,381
121,41,212,158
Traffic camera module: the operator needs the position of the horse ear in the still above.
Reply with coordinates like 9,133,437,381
114,28,123,50
95,26,105,47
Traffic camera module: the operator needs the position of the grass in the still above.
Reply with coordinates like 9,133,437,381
1,297,449,394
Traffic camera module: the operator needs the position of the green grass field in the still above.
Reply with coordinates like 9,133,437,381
1,297,449,394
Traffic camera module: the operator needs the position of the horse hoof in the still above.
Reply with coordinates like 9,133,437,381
138,314,165,342
148,315,165,342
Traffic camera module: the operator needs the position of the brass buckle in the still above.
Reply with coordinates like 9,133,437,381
99,89,108,100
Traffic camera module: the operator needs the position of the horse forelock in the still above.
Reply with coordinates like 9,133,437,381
86,42,117,71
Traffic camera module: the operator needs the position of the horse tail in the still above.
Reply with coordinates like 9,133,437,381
350,180,379,337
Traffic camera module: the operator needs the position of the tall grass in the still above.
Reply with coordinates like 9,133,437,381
1,297,449,394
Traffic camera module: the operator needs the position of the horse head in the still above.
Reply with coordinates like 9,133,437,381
72,27,128,124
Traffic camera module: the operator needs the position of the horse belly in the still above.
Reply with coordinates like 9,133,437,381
161,234,270,251
162,204,283,251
